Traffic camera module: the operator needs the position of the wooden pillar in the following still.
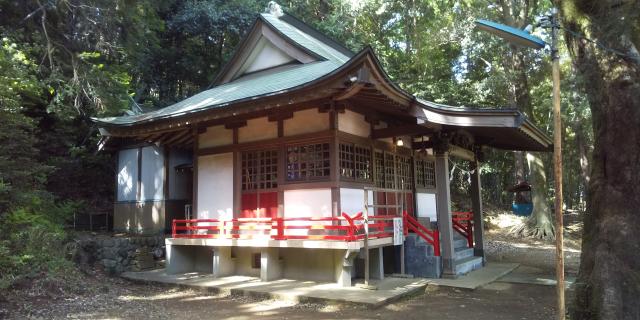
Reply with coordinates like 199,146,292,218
435,149,455,278
192,129,199,217
471,157,485,263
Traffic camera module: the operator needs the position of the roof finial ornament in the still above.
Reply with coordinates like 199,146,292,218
265,1,284,18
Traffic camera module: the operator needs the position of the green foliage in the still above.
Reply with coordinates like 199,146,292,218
0,198,80,289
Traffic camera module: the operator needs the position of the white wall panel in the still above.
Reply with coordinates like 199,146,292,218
339,188,373,217
117,148,139,202
238,117,277,143
197,153,234,220
416,192,437,220
338,110,370,137
140,146,164,201
284,108,329,136
199,125,233,148
284,189,332,218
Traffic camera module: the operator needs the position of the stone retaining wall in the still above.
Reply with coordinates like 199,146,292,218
76,234,166,275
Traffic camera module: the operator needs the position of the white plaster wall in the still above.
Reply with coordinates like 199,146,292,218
117,148,139,202
140,146,165,201
284,108,329,136
284,189,332,218
244,39,295,74
339,188,373,217
197,153,234,220
416,192,437,220
238,117,277,143
338,110,370,137
199,125,233,148
168,149,192,200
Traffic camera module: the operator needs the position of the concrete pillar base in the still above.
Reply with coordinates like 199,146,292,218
370,247,384,280
441,257,457,279
260,247,282,281
474,248,486,265
212,247,235,278
335,250,358,287
166,245,191,274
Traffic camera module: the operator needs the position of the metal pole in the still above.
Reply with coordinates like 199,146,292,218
364,189,370,286
551,8,565,320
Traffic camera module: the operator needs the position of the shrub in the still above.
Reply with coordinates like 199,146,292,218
0,197,81,289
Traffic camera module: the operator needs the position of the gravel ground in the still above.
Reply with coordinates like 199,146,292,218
0,213,578,320
1,274,559,320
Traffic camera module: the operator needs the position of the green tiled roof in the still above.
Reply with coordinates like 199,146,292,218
95,12,351,127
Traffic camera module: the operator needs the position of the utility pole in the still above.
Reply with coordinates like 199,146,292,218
475,8,565,318
550,8,565,320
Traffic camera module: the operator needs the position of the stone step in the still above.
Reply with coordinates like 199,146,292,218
454,256,483,276
454,238,468,249
405,255,441,278
454,247,475,260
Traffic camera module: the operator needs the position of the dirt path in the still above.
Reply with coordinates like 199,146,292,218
1,212,577,319
1,275,558,320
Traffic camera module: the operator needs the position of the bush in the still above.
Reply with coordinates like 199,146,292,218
0,197,81,289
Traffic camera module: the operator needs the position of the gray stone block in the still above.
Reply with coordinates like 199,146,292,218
102,259,116,268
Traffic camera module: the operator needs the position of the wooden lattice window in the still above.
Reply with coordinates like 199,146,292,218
354,145,372,181
416,158,436,189
339,143,355,178
242,150,278,191
340,143,372,181
374,151,385,188
384,153,396,189
396,155,413,190
286,143,331,181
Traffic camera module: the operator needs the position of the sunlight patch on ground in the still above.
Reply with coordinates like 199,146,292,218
490,240,581,253
118,290,194,302
238,299,297,312
488,213,525,228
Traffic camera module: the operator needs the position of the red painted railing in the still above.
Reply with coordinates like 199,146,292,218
171,212,395,242
403,211,441,256
452,211,473,248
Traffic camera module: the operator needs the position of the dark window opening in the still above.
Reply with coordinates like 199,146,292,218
252,253,261,269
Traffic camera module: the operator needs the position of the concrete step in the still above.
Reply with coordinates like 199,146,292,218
454,256,483,276
454,247,474,260
405,235,435,256
454,238,468,249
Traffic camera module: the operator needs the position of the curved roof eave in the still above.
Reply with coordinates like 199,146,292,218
95,46,552,151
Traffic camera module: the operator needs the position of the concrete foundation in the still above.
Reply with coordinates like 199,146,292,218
212,247,235,278
260,247,283,281
166,243,385,287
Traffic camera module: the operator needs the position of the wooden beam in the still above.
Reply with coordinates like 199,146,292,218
163,130,191,146
268,112,293,122
448,144,475,161
412,140,435,150
371,124,435,139
334,82,365,101
225,121,247,130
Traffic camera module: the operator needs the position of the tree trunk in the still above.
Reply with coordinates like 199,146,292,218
562,1,640,318
573,121,590,210
512,152,555,239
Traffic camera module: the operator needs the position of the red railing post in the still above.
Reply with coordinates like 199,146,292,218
273,217,285,240
172,219,176,238
341,212,357,241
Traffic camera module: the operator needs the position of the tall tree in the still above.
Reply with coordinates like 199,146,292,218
561,1,640,318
